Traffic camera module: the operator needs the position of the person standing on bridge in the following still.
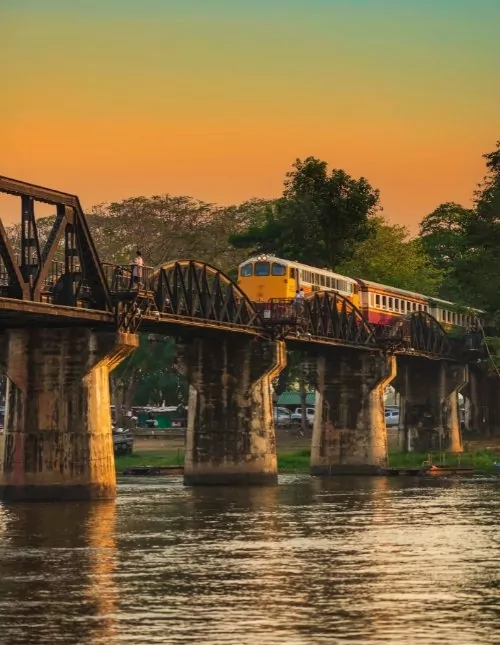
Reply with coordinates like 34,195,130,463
132,250,144,288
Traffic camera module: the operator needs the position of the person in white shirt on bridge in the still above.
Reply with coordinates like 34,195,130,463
132,250,143,287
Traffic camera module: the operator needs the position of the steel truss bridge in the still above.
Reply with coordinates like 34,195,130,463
0,176,483,361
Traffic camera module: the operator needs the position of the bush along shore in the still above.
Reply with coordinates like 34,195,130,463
115,448,500,474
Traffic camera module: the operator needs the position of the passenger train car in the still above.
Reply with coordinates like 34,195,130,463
237,255,483,332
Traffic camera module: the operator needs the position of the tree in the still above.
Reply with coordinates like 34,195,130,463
337,216,443,295
418,203,473,302
419,203,473,272
453,140,500,316
111,334,187,422
230,157,380,270
89,195,261,275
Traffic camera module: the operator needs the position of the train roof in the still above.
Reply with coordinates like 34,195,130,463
355,278,428,300
427,295,485,314
240,255,357,282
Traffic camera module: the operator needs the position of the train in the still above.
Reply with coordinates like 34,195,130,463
236,254,483,333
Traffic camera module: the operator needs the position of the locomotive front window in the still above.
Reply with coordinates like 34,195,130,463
240,264,253,277
254,261,270,276
271,263,286,276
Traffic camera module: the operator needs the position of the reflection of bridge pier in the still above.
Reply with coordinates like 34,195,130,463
0,328,137,501
393,356,467,452
0,501,118,643
309,350,396,474
178,335,286,485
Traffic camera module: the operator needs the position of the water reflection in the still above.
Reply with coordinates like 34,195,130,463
1,476,500,644
0,502,117,645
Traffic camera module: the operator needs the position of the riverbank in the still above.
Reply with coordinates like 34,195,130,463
115,441,500,474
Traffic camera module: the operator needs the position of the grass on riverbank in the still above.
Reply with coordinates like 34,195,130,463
116,447,500,473
115,448,311,473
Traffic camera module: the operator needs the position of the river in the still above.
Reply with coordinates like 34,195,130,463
1,475,499,644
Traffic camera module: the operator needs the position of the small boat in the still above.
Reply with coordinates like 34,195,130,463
426,465,474,476
382,468,427,476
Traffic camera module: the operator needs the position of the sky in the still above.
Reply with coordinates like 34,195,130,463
2,0,499,231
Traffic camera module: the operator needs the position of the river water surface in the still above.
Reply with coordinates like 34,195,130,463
1,475,500,644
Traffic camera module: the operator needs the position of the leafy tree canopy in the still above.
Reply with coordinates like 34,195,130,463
337,216,443,296
230,156,380,270
419,139,500,316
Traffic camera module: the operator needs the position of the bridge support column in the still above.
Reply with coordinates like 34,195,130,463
177,336,286,486
310,350,396,475
0,328,138,501
461,367,496,435
395,357,468,452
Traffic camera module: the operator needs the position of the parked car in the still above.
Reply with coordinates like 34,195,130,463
274,407,292,427
385,409,400,427
113,428,134,455
290,407,315,427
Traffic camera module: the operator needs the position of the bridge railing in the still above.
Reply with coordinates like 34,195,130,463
255,299,300,325
102,263,157,294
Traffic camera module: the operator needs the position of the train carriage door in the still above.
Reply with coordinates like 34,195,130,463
289,265,297,297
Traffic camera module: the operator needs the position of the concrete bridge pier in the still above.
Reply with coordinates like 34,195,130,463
395,357,468,453
0,328,138,501
176,335,286,486
461,366,500,436
310,350,396,475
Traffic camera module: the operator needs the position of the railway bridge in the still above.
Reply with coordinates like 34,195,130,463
0,177,497,500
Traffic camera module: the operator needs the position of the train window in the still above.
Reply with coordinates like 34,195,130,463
388,297,393,309
394,298,399,311
271,263,286,276
382,295,387,309
319,275,325,286
289,267,296,279
240,264,253,277
375,294,381,307
254,261,270,276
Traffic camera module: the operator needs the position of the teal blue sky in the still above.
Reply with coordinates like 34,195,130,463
2,0,499,229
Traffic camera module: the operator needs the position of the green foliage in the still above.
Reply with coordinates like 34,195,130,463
419,202,473,272
115,450,185,472
458,139,500,315
419,140,500,315
482,336,500,374
115,448,312,472
111,335,186,410
89,195,260,274
419,203,473,301
337,216,443,295
230,156,379,270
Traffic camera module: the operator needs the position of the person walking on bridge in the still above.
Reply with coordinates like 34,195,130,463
132,250,143,288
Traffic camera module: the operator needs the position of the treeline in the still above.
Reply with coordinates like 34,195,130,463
7,138,499,409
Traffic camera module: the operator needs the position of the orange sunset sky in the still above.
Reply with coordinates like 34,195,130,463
2,0,499,232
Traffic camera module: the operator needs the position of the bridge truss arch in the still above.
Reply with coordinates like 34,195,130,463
386,311,453,358
146,259,264,333
292,291,377,347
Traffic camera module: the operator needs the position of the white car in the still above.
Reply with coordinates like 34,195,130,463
274,407,292,426
290,407,315,426
385,409,400,427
